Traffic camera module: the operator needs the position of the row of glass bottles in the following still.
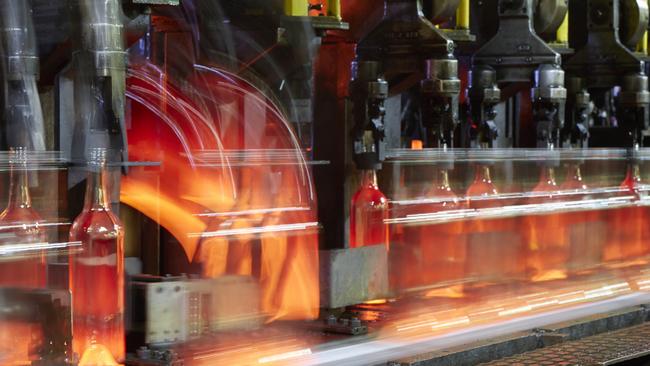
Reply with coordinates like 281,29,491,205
0,147,125,363
351,160,650,292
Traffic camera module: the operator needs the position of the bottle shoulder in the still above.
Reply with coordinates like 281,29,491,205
70,208,123,235
352,185,388,206
0,205,43,224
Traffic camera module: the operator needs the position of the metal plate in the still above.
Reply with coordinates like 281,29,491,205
482,322,650,365
319,245,390,308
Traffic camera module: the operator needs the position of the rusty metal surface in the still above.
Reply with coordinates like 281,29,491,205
481,321,650,365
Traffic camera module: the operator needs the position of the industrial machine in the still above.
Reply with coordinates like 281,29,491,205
3,0,650,365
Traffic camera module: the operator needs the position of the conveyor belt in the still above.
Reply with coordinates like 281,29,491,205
481,322,650,366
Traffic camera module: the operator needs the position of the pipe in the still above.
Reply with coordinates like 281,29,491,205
556,11,569,44
456,0,470,30
73,0,127,165
637,30,648,55
328,0,341,19
285,0,308,16
0,0,45,150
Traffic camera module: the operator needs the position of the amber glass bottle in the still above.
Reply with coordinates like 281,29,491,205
0,148,47,365
604,163,650,265
69,148,124,361
465,164,524,285
420,168,465,285
350,170,388,249
524,166,568,281
0,147,46,287
559,163,604,275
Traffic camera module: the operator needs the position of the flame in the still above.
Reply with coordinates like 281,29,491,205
78,344,120,366
122,60,319,321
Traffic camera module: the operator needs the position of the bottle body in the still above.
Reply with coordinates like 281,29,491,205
0,148,47,365
559,164,604,275
524,167,568,281
420,169,466,286
350,170,388,249
465,165,524,285
0,168,46,288
604,164,650,265
69,153,124,361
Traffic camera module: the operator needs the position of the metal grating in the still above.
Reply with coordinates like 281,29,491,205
482,322,650,366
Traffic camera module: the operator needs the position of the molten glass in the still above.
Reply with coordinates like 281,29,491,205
404,169,460,285
605,163,650,265
524,166,568,282
559,163,605,275
350,170,388,249
465,164,524,284
69,148,125,361
0,147,46,288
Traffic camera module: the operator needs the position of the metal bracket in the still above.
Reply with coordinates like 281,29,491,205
472,0,561,83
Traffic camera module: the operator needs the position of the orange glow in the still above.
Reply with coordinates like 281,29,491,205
0,322,41,365
350,170,388,249
122,60,319,321
78,343,120,366
523,167,568,282
530,269,567,282
364,299,388,305
411,140,423,150
424,285,466,299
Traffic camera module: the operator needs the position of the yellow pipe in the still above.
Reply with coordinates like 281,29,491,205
284,0,308,16
556,11,569,44
637,30,648,55
456,0,470,30
328,0,341,19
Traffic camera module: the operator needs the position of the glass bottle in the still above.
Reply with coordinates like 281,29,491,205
69,148,125,361
350,170,388,249
0,147,47,365
605,163,650,265
0,147,46,288
466,165,498,207
420,168,465,287
559,163,603,275
524,166,568,282
465,164,524,286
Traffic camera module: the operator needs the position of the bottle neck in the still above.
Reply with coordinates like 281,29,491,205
567,164,583,181
539,167,557,186
7,166,31,209
435,169,451,190
85,166,110,210
475,165,492,183
627,164,642,183
361,169,379,188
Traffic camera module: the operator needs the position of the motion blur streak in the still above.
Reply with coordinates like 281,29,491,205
122,59,319,321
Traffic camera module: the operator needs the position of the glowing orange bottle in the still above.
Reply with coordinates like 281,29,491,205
524,166,568,281
350,170,388,249
559,163,604,275
420,168,465,285
605,163,650,265
69,148,124,361
0,148,47,365
465,164,524,284
0,147,46,288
